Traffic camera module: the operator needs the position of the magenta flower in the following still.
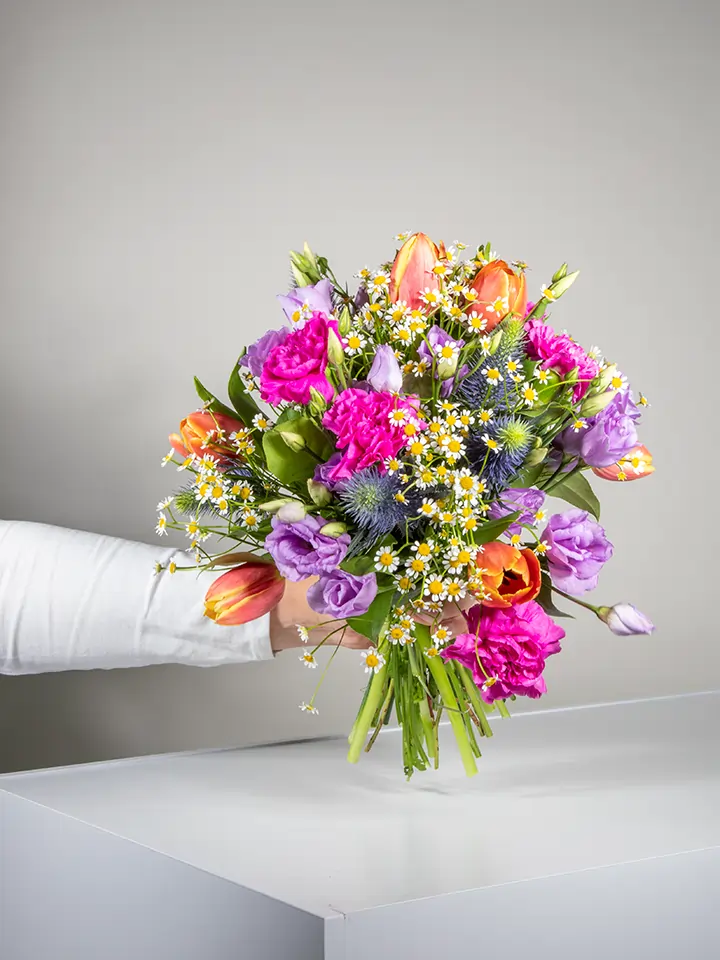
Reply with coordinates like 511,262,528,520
442,602,565,702
541,509,613,595
322,388,424,482
525,318,599,400
260,312,339,406
276,279,334,324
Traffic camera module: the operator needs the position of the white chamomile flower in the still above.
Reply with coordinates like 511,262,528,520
388,407,410,426
453,468,481,500
393,325,414,345
412,359,430,378
424,577,448,602
541,283,557,301
362,648,386,674
477,408,494,424
369,271,391,293
299,701,319,715
431,259,450,276
458,410,475,428
385,456,402,473
587,345,604,363
467,312,488,334
156,497,173,511
387,624,410,645
534,541,549,556
394,231,412,242
442,436,466,461
483,366,503,385
536,368,551,384
638,392,650,407
242,511,260,529
407,436,429,459
411,539,436,558
534,509,547,524
482,433,503,453
571,418,588,432
153,562,164,576
609,371,628,391
419,288,445,308
155,513,168,536
160,449,175,467
488,295,509,316
177,455,193,472
506,358,522,379
386,301,408,324
185,519,200,537
432,626,453,646
375,547,399,573
344,331,367,355
299,652,318,669
521,383,539,408
446,303,464,321
297,625,310,643
252,413,273,431
418,498,439,519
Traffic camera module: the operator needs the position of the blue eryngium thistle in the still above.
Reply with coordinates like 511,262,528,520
458,317,528,412
338,467,414,538
468,415,534,490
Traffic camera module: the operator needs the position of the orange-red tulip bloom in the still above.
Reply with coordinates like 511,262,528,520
467,260,527,333
592,444,654,481
473,541,541,608
169,411,245,462
204,562,285,626
389,232,442,310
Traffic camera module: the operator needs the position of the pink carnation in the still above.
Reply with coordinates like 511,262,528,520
260,312,338,406
322,388,424,481
525,318,599,400
442,601,564,702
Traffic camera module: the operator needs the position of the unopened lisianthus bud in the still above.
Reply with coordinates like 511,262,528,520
326,328,345,366
277,501,308,522
319,521,348,537
278,430,306,452
580,390,617,417
307,478,332,507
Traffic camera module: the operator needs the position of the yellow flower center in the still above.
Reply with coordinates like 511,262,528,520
428,579,444,595
379,551,394,567
410,558,426,572
347,336,361,349
366,653,380,668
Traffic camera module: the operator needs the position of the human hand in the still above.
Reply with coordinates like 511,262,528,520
270,578,370,652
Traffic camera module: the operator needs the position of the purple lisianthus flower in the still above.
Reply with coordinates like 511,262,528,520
306,569,378,618
239,327,289,378
265,514,350,582
313,453,346,492
559,389,640,468
367,344,403,393
277,279,334,324
599,602,655,636
541,509,613,595
488,487,546,536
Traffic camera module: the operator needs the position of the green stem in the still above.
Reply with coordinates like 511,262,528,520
365,680,395,754
552,585,600,615
419,695,436,761
456,666,494,738
495,699,511,719
347,651,389,764
416,625,477,777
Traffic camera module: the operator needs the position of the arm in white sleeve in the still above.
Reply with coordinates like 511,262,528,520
0,520,274,675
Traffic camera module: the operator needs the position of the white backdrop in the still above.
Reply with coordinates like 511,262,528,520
0,0,717,771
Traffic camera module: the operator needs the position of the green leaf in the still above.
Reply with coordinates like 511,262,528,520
469,512,521,545
510,463,544,488
273,417,335,462
536,575,575,619
347,588,395,643
193,377,242,422
341,556,375,575
227,362,260,426
262,429,318,485
550,471,600,520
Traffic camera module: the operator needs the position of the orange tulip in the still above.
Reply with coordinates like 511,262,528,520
169,411,245,462
389,232,442,310
592,444,655,482
204,562,285,626
473,541,541,608
467,260,527,333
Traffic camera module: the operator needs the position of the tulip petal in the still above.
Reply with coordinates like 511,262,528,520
204,563,285,625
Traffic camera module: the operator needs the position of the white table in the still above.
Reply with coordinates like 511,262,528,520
2,692,719,959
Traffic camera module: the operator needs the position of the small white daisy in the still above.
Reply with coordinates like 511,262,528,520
299,652,318,669
155,513,168,536
374,547,399,573
299,701,319,715
362,648,386,674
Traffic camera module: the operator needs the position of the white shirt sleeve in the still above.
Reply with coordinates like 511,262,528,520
0,520,274,675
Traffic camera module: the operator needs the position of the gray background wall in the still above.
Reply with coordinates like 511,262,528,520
0,0,717,772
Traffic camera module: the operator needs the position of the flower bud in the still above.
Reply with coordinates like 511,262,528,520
551,262,568,283
326,328,345,366
580,390,617,417
368,344,403,392
547,269,579,299
257,497,296,514
592,363,618,394
308,387,328,416
596,603,655,636
337,305,353,335
307,478,332,507
289,245,322,286
204,562,285,626
319,521,348,537
277,501,308,522
525,446,549,466
488,328,504,355
437,354,459,379
277,430,306,452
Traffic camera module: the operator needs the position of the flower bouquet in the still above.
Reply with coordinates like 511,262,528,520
156,232,655,778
